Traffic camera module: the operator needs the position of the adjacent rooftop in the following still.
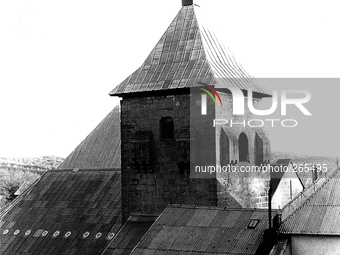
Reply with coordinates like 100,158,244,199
130,204,278,255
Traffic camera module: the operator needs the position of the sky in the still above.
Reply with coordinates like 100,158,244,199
0,0,340,158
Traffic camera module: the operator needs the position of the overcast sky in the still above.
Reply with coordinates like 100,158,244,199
1,0,340,158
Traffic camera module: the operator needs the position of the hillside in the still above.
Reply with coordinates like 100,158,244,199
0,155,64,173
271,151,337,164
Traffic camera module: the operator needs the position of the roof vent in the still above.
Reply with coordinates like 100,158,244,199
52,231,60,238
107,232,115,240
182,0,193,6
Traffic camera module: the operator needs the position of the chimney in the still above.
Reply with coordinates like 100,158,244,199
182,0,193,6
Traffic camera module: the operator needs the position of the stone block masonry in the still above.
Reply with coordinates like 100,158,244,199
120,93,221,221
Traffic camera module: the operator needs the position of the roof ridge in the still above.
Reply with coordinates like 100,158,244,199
168,204,278,212
55,168,121,172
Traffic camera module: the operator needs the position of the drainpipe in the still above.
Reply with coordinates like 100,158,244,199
268,182,273,230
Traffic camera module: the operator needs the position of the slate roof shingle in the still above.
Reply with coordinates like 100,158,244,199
0,169,122,254
109,5,270,97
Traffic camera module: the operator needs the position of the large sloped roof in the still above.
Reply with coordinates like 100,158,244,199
0,169,122,254
280,167,340,235
58,106,121,170
109,4,270,97
131,204,277,255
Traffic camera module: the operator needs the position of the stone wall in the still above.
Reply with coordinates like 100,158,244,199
120,93,220,221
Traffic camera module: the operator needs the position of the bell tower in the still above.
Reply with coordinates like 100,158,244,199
110,0,271,220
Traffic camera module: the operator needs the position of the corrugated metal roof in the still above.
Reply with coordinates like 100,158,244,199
280,167,340,235
110,5,270,97
102,215,157,255
281,164,338,219
0,169,122,254
58,106,121,170
131,205,277,255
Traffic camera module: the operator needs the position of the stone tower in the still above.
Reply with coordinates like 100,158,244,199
110,1,271,220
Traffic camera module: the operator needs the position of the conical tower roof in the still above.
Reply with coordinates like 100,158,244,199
110,2,270,97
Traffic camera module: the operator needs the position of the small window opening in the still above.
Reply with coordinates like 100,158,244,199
160,117,174,140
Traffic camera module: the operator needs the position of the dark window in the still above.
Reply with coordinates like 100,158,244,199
255,132,264,166
220,129,230,166
160,117,174,140
239,132,249,162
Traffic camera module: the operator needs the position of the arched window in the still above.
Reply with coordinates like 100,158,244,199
220,129,230,166
255,132,264,166
239,132,249,162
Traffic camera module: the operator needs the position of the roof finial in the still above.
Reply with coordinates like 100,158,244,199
182,0,193,6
